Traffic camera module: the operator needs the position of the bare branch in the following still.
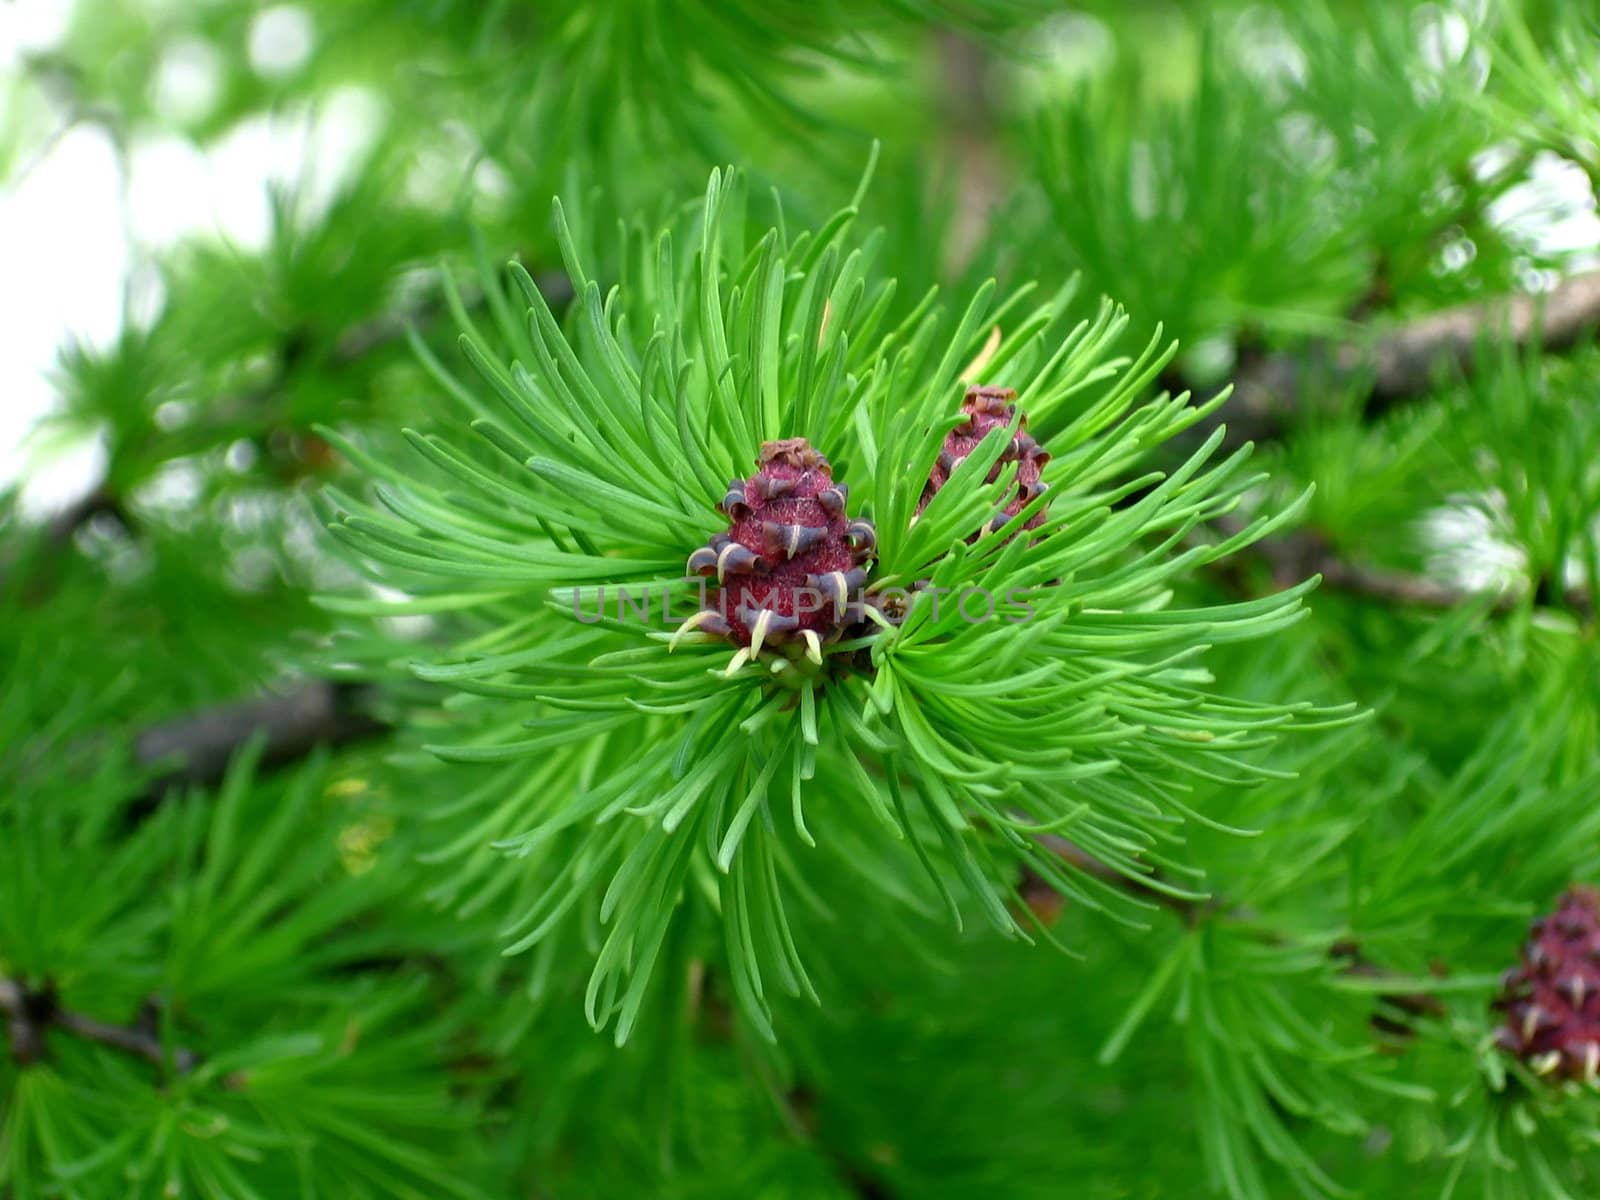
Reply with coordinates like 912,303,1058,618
1207,269,1600,448
1230,526,1591,619
0,978,45,1065
54,1007,198,1074
1,979,196,1074
134,680,388,801
936,32,1005,281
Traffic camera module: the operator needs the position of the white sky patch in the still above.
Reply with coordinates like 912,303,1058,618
1036,12,1115,80
0,122,128,510
248,5,315,79
0,0,73,73
129,85,383,251
127,133,216,248
1232,6,1308,95
151,36,224,126
1487,150,1600,268
1415,4,1471,73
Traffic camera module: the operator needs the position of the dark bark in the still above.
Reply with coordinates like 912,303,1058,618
1,979,197,1074
133,680,388,802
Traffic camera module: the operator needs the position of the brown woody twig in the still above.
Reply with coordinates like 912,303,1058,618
1,979,197,1074
1227,524,1592,620
1203,268,1600,450
133,679,387,801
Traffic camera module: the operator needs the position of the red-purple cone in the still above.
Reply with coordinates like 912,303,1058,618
918,384,1051,537
1493,886,1600,1084
680,438,874,657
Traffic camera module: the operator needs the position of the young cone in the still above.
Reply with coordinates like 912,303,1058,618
1493,886,1600,1084
681,438,874,659
919,384,1051,537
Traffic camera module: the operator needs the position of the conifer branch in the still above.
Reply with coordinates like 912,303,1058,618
1031,845,1443,1041
37,271,574,546
1201,268,1600,448
1034,835,1202,922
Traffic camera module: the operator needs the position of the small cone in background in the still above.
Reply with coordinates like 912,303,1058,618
1493,886,1600,1084
919,385,1051,539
